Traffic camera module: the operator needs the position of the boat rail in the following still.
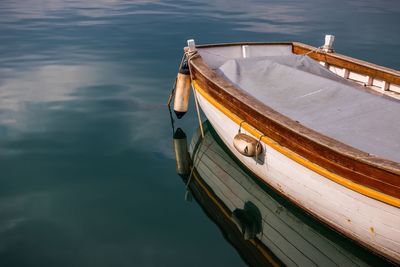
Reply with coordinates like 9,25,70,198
293,42,400,99
196,42,400,99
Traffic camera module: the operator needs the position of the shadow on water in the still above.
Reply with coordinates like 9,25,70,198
173,121,396,267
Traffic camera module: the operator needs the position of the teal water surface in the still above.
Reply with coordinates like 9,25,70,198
0,0,399,266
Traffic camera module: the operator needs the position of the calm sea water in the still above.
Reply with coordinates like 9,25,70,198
0,0,399,266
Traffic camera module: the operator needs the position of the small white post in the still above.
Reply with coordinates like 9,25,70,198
343,69,350,79
242,45,250,58
382,81,390,91
322,34,335,53
366,76,373,86
187,39,196,52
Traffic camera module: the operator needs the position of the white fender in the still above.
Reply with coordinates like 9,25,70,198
233,133,263,157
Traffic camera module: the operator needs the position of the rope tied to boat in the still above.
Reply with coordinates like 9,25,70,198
303,45,323,56
238,120,247,133
302,45,330,69
185,49,199,61
255,134,266,164
185,49,205,139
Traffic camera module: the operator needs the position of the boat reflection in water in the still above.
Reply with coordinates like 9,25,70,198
173,121,394,267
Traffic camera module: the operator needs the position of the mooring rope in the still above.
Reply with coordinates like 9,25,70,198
185,49,199,61
303,45,323,56
166,48,227,140
238,120,247,133
185,49,205,139
255,134,266,165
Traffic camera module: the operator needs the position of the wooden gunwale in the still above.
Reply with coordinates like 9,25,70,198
292,42,400,86
188,44,400,202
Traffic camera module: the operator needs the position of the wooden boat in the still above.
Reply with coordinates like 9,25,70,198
179,121,393,266
173,36,400,263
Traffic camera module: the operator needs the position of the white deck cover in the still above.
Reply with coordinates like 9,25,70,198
217,55,400,162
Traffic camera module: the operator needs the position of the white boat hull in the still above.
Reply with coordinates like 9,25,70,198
195,89,400,263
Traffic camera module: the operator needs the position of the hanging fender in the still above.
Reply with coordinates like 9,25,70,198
233,133,263,157
173,56,191,119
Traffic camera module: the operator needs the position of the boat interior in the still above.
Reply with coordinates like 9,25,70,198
197,43,400,95
196,43,400,163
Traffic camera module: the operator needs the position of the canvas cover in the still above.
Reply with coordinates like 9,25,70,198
217,55,400,162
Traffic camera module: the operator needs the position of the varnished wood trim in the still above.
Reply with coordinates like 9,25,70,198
292,42,400,85
189,53,400,200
